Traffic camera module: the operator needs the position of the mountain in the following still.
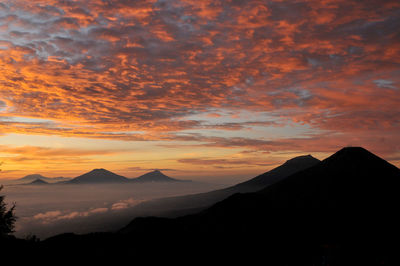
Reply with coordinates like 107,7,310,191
114,147,400,262
17,174,47,183
66,169,184,184
67,169,129,184
170,146,400,239
9,147,400,263
29,179,49,185
230,154,320,191
183,147,400,227
37,147,400,263
15,174,71,184
130,170,183,183
245,146,400,209
125,154,320,217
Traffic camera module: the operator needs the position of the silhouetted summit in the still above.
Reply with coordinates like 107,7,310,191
201,146,400,221
231,154,320,191
68,168,129,184
131,170,184,183
323,146,387,166
254,146,400,209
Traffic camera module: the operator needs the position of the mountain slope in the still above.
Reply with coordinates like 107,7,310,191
130,170,182,183
259,146,400,208
38,147,400,263
68,169,129,184
122,147,400,235
176,146,400,236
230,154,320,191
126,154,320,217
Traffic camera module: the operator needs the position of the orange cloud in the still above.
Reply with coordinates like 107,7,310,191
0,0,399,172
0,145,127,157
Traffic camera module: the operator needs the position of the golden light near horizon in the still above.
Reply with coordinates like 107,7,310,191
0,0,399,182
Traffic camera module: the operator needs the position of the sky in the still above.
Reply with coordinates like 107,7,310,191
0,0,399,183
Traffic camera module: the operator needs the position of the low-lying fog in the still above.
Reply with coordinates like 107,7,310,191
1,181,226,239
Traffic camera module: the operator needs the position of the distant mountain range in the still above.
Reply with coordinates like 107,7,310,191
14,156,316,187
67,169,185,184
15,174,71,184
15,169,186,184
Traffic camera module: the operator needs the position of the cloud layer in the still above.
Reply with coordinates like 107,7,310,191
0,0,399,172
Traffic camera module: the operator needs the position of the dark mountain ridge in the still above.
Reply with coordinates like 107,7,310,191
255,146,400,209
111,147,400,263
231,154,320,190
125,154,320,218
166,146,400,243
114,147,400,254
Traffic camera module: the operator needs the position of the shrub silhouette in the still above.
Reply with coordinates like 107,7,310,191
0,185,16,237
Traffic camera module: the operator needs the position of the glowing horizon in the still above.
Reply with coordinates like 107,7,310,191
0,0,399,183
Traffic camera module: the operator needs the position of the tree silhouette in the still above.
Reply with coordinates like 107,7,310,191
0,185,16,237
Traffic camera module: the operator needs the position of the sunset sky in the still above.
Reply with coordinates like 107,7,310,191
0,0,399,182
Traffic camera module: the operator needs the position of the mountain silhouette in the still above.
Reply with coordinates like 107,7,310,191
230,154,320,191
15,174,70,184
152,146,400,243
17,174,46,182
130,170,183,183
126,154,320,217
29,178,49,185
251,146,400,209
185,147,400,225
65,169,185,184
67,169,129,184
7,147,400,264
111,147,400,263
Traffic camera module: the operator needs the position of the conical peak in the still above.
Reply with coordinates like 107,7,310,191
320,147,393,170
91,168,109,173
143,170,166,177
337,146,369,154
327,147,375,161
69,168,128,183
